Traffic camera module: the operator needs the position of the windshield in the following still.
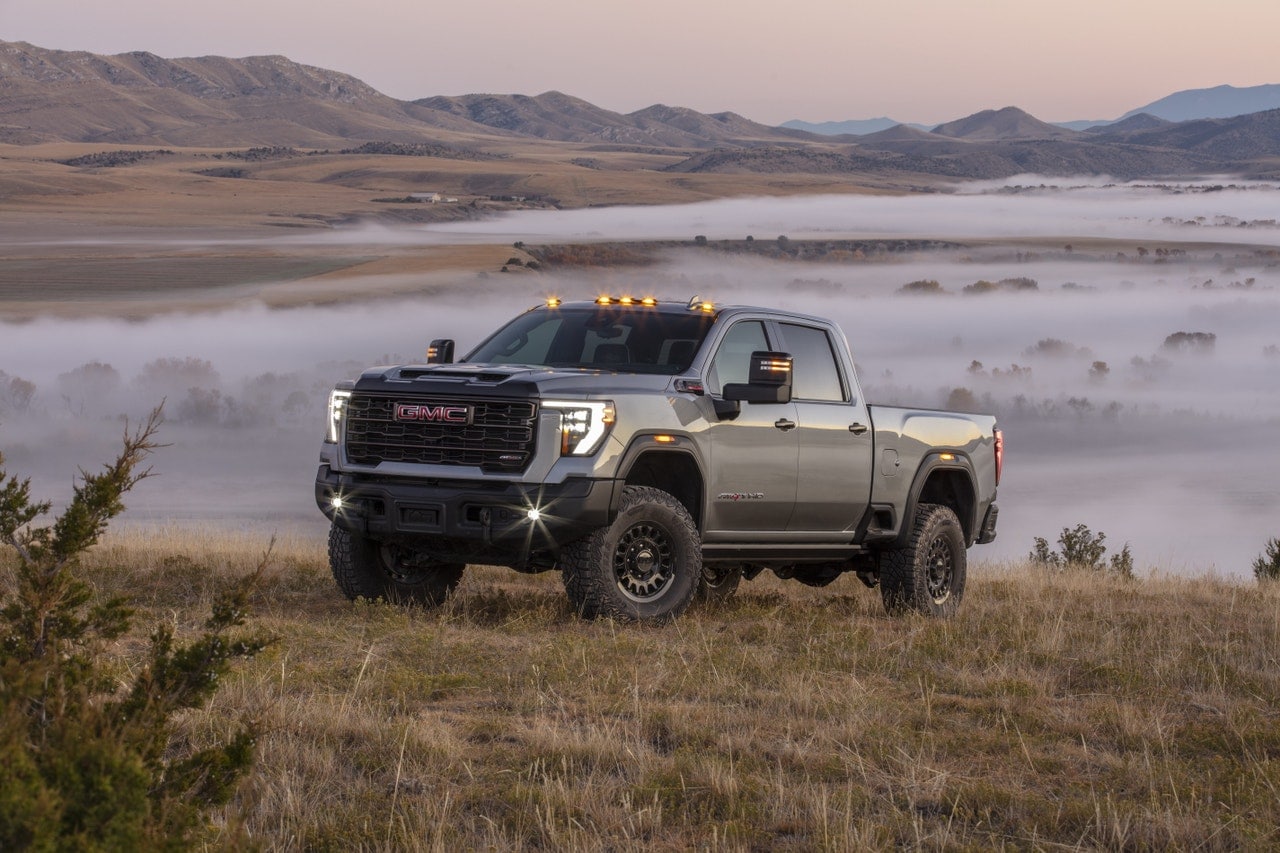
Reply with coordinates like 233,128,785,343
465,306,715,374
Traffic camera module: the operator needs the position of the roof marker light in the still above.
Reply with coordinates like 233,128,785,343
641,297,657,306
547,297,562,307
596,295,612,305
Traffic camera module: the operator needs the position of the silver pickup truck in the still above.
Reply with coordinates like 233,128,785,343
316,297,1001,623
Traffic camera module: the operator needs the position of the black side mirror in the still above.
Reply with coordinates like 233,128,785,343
722,351,793,404
427,339,455,364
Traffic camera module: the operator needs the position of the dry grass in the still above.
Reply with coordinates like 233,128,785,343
9,530,1276,850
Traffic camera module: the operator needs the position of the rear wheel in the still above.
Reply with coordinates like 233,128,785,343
880,503,966,618
328,524,464,607
562,486,701,623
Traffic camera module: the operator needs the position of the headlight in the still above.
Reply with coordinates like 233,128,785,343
543,400,615,456
326,388,352,444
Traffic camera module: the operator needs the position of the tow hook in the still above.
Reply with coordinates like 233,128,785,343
479,507,493,544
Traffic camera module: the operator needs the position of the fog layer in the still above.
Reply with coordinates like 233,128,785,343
3,179,1278,577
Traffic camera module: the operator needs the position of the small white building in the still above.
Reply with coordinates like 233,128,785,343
409,192,442,203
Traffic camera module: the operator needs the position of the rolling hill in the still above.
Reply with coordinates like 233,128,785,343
931,107,1082,141
0,41,816,150
2,39,1278,182
415,91,811,148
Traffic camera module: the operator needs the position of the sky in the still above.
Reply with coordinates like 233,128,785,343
3,0,1278,125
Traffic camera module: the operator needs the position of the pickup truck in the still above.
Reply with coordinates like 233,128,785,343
316,297,1002,623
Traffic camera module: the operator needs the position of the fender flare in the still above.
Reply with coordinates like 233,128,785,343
895,452,980,548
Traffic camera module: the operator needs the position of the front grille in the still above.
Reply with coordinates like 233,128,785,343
344,394,537,471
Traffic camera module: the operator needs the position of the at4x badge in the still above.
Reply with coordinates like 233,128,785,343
717,492,764,502
395,403,473,425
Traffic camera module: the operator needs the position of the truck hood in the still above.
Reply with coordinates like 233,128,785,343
351,363,678,399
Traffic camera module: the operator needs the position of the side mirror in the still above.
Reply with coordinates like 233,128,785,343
722,351,793,404
427,339,455,364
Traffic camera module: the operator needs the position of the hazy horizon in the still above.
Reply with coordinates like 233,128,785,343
5,0,1279,126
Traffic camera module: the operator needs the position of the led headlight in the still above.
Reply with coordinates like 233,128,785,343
543,400,616,456
326,388,352,444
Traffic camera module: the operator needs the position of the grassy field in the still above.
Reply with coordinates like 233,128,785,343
13,529,1276,850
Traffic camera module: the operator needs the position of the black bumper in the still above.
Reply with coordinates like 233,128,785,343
315,465,618,553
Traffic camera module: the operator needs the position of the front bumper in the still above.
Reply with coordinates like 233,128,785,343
315,465,619,554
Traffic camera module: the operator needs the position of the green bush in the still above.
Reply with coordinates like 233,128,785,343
1254,538,1280,582
0,407,269,848
1031,524,1134,579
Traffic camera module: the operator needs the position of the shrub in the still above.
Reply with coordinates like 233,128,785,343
1253,538,1280,582
1162,331,1216,354
1031,524,1134,578
0,407,269,848
0,371,36,416
898,279,944,295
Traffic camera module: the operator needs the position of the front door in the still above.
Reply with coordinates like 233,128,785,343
702,319,798,534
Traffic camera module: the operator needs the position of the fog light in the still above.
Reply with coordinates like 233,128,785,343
526,508,542,522
331,496,344,510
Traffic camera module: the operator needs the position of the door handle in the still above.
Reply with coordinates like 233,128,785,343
774,418,796,431
849,422,869,435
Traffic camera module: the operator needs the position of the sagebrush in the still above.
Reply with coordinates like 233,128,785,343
1031,523,1134,578
0,408,270,849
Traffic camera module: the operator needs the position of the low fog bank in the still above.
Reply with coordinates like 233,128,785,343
364,178,1280,248
3,181,1279,578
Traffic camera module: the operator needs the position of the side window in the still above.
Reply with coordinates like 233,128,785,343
780,323,846,402
708,320,768,395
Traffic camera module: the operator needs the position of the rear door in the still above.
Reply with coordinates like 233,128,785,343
776,321,874,535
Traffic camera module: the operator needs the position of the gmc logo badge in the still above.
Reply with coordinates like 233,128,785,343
395,403,473,425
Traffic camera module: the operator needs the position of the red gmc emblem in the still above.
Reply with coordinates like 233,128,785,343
395,403,473,424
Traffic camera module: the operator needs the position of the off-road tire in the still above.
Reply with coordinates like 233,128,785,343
328,524,464,607
562,485,702,623
880,503,966,618
694,565,743,607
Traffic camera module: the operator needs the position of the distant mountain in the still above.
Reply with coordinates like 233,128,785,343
931,107,1082,141
1121,84,1280,122
0,40,498,146
4,40,1278,182
0,40,810,149
1086,112,1171,135
859,124,952,145
1052,120,1105,131
782,117,915,136
418,92,811,148
804,84,1280,135
1106,108,1280,160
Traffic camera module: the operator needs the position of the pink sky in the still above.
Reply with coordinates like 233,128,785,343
4,0,1277,124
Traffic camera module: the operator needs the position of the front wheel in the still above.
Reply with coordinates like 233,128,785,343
328,525,465,607
562,486,702,623
880,503,967,618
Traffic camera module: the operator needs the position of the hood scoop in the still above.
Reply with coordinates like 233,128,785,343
397,366,520,383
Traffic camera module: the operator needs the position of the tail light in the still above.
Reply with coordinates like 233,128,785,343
993,427,1004,486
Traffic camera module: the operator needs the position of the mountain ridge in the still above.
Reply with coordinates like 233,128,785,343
3,40,1278,182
